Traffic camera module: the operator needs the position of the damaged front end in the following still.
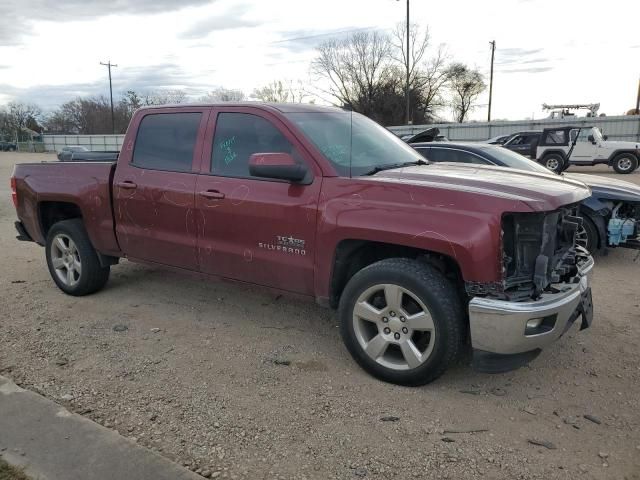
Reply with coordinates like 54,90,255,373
467,204,595,373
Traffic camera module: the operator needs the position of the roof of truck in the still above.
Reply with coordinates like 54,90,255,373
137,102,345,114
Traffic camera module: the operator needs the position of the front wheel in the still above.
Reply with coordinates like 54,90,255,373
575,215,599,253
612,153,638,174
46,219,110,296
339,258,464,386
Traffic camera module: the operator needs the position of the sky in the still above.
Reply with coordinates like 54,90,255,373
0,0,639,123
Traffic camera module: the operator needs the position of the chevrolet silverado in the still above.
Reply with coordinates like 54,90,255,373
11,103,595,385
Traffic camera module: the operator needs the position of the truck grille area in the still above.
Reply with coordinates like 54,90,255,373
500,205,587,301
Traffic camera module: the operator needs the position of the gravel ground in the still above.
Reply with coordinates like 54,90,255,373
1,153,639,480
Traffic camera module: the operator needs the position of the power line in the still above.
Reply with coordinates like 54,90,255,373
271,26,378,44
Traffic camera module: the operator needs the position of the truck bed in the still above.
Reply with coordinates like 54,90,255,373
12,161,121,256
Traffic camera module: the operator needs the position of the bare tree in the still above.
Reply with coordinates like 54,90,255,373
251,80,309,103
4,102,42,138
140,90,187,106
446,63,486,122
200,87,246,102
391,23,451,120
312,31,393,115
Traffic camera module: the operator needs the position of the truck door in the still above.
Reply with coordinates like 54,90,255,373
113,108,209,270
569,128,598,164
194,107,322,295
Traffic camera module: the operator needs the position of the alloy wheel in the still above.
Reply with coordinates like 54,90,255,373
352,284,436,371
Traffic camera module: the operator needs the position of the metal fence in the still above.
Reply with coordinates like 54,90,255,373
388,115,640,142
43,134,125,153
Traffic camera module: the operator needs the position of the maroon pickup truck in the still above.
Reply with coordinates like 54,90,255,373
11,103,595,385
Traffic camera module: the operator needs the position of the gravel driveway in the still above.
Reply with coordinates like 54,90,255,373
1,153,639,479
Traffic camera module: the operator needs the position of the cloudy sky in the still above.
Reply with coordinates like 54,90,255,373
1,0,639,122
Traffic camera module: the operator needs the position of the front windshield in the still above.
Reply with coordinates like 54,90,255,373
285,111,424,176
483,145,554,174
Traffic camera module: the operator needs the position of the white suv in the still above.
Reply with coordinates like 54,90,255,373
505,126,640,174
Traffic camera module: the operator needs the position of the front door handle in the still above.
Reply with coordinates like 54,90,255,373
116,181,137,189
199,190,225,200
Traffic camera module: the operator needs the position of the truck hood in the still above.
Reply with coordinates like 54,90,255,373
601,140,640,150
565,173,640,201
371,163,591,211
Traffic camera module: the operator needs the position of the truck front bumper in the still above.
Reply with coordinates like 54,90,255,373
468,256,594,373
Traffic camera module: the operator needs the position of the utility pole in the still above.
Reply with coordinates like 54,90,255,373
487,40,495,122
405,0,411,125
396,0,411,124
100,60,118,134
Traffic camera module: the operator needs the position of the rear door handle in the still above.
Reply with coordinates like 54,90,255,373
116,181,137,189
199,190,225,199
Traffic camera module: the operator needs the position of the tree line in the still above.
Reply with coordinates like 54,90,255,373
0,23,487,137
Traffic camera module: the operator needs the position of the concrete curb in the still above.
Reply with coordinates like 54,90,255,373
0,375,201,480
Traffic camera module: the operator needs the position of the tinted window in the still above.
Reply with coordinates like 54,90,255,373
427,148,488,165
544,130,567,145
132,113,201,172
212,113,299,178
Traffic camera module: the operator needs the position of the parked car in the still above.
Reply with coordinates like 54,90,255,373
504,126,640,174
12,103,594,386
411,141,640,252
57,146,89,161
1,141,17,151
483,134,513,145
400,127,448,143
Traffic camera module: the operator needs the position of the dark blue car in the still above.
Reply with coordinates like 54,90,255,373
411,141,640,253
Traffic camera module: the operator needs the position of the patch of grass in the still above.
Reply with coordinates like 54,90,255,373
0,458,30,480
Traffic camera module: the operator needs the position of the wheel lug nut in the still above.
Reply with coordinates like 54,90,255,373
394,332,400,340
390,311,396,317
402,327,408,334
382,317,388,323
384,327,391,334
400,316,406,322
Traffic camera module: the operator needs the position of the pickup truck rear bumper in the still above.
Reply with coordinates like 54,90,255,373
15,221,33,242
468,256,594,373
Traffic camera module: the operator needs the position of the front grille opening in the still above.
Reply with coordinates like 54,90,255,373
502,205,584,300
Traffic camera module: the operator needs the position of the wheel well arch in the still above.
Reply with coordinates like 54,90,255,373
328,239,465,309
607,149,640,163
39,201,83,238
539,149,566,161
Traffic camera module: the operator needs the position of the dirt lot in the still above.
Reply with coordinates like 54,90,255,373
1,152,639,480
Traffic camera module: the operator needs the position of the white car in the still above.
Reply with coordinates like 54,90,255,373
506,126,640,174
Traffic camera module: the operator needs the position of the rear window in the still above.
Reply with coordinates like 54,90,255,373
132,113,201,172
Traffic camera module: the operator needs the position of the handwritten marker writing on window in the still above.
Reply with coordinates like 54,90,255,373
220,136,237,165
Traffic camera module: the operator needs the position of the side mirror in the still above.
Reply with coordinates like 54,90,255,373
587,135,595,143
249,153,308,183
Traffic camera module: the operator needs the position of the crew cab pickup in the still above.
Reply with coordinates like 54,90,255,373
11,103,595,386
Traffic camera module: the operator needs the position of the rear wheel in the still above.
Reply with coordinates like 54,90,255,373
541,153,565,173
45,219,110,296
612,153,638,174
339,258,464,386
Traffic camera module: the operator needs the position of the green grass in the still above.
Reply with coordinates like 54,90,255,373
0,458,30,480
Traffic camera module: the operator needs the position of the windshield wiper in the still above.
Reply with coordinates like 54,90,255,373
363,159,428,176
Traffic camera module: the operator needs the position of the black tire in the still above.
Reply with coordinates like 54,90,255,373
611,153,638,174
576,215,599,253
541,153,565,173
45,219,110,296
338,258,464,386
